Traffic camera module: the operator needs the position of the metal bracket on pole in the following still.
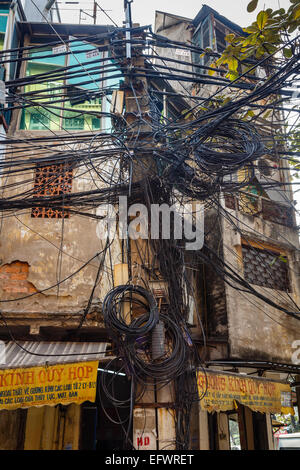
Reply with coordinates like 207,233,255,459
124,0,133,61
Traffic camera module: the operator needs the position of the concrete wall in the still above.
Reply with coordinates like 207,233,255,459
154,13,194,96
0,130,122,329
22,0,53,23
223,210,300,363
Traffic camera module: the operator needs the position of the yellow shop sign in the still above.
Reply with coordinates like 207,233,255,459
198,369,294,415
0,361,99,410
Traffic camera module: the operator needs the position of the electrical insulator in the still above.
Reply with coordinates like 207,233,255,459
151,321,165,361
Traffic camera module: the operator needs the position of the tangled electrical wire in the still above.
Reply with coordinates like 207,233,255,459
101,283,200,449
102,285,194,385
0,19,299,450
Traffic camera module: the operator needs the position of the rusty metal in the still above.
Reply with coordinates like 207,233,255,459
242,244,290,292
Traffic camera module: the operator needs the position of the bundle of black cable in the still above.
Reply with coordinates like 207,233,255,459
102,284,159,339
102,285,189,385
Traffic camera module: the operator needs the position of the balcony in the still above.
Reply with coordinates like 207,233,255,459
224,191,295,228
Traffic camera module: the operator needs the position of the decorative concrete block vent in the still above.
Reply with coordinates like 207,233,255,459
31,162,73,219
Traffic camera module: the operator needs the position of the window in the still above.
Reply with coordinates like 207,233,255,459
63,111,85,130
29,111,51,130
192,16,241,77
31,162,73,219
215,21,228,53
192,17,213,70
261,198,294,227
241,242,290,292
20,42,104,132
0,9,8,52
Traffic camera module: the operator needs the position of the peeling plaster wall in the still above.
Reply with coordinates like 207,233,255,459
0,131,122,322
154,15,194,96
223,210,300,363
0,261,37,294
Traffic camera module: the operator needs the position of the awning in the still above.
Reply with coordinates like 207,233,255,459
0,341,107,369
0,342,108,410
198,369,294,415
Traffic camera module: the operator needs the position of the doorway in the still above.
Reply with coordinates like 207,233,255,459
80,364,133,450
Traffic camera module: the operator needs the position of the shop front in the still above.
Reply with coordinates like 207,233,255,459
0,341,108,450
197,369,294,450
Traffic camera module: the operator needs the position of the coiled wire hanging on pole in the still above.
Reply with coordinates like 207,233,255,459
102,284,159,338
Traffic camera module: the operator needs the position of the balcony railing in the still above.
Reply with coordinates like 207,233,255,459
224,191,295,228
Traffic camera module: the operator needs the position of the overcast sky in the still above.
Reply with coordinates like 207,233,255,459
57,0,292,28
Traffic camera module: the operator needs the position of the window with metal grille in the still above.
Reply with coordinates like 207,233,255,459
192,16,213,70
242,244,290,292
31,161,73,219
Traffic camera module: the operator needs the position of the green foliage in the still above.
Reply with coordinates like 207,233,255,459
288,126,300,178
273,412,300,433
247,0,259,13
209,0,300,80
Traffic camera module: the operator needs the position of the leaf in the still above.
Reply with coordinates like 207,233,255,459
227,70,239,81
265,43,277,54
294,5,300,20
272,8,286,16
255,46,266,58
247,0,259,13
288,23,298,33
262,110,272,119
257,11,269,30
225,33,236,42
207,68,216,76
283,47,292,58
226,57,239,71
243,25,260,33
243,32,260,46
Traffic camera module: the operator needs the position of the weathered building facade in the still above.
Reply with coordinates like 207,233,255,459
154,5,300,450
0,2,298,451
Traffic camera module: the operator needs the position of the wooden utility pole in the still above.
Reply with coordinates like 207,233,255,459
118,1,176,450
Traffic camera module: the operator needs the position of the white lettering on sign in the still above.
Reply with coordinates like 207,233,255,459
86,50,100,59
52,45,67,54
175,48,190,57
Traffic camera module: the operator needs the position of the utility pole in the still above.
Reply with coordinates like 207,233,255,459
124,0,133,60
93,1,97,24
117,2,176,450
